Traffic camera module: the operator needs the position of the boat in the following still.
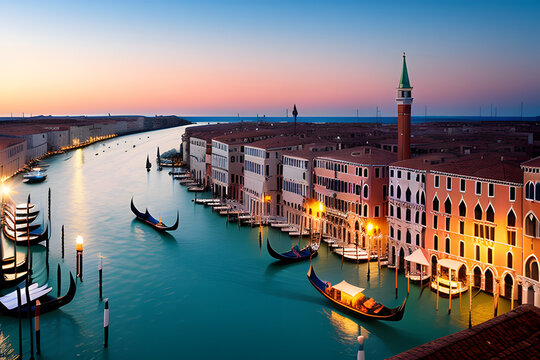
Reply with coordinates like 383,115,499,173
267,239,319,262
130,197,179,232
307,265,407,321
3,215,41,233
0,272,77,317
2,223,49,246
1,257,27,275
23,168,47,183
3,203,40,217
0,271,28,290
3,210,39,225
146,155,152,172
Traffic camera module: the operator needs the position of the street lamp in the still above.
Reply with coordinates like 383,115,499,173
76,236,84,281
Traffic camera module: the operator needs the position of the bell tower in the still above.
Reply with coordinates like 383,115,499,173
396,52,413,161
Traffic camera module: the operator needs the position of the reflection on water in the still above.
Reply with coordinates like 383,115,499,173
0,331,17,360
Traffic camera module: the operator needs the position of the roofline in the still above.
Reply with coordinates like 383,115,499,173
429,169,522,187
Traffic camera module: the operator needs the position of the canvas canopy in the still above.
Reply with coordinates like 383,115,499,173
333,281,365,298
438,258,465,271
404,248,430,266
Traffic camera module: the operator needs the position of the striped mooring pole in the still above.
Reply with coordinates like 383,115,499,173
104,299,109,348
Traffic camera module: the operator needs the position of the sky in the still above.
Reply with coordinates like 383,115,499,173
0,0,539,117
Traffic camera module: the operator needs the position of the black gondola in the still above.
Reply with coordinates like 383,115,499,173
3,204,39,218
267,239,318,262
130,197,179,232
2,223,49,246
0,273,77,317
307,265,407,321
3,210,39,225
3,216,41,233
2,257,27,275
0,272,28,290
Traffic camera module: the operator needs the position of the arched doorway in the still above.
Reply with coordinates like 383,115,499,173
485,268,494,293
431,256,438,278
504,274,513,298
474,267,482,288
399,248,405,271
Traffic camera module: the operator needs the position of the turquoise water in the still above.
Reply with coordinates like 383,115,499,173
0,126,511,359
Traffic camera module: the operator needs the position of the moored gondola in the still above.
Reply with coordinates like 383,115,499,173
0,271,28,290
307,265,407,321
130,197,179,232
2,223,49,246
2,210,39,225
267,239,318,262
0,272,77,317
3,203,40,217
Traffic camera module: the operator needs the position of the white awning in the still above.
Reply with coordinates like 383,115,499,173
438,258,465,271
333,281,364,297
404,248,430,266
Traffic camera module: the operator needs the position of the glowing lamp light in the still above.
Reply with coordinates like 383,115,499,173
318,202,324,212
367,223,374,234
264,195,271,203
1,184,10,196
76,235,84,251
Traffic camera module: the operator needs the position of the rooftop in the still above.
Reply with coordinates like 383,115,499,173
522,156,540,168
389,305,540,360
316,146,396,166
0,136,26,150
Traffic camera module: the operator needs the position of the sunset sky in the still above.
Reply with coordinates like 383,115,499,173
1,0,539,117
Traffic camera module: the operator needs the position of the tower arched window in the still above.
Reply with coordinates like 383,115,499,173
397,186,402,200
444,198,452,215
415,211,419,224
507,209,516,227
421,212,426,226
390,204,394,217
433,196,439,212
445,237,451,254
421,192,425,205
415,191,419,204
486,205,495,223
406,208,411,222
363,184,369,199
405,188,411,202
525,182,534,200
396,206,401,219
406,230,411,244
459,200,466,217
474,204,482,221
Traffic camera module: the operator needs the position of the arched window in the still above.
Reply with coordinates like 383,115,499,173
363,184,369,199
363,204,368,217
396,206,401,219
397,186,402,199
390,185,394,197
527,182,534,199
525,213,538,237
355,221,360,231
459,200,466,217
406,208,411,222
536,183,540,201
406,230,411,244
390,204,394,217
415,234,420,246
459,241,464,257
525,257,539,281
444,198,452,215
445,237,451,254
433,196,439,212
415,191,419,204
421,192,425,205
507,209,516,227
405,188,411,202
486,205,495,223
474,204,482,220
434,235,439,251
507,252,513,269
415,211,419,224
421,212,426,226
390,226,394,238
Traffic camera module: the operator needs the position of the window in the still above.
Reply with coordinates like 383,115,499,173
525,213,538,237
433,215,438,229
487,248,493,264
446,177,452,191
509,187,516,201
475,245,480,261
397,170,402,178
415,211,419,224
537,183,540,201
390,169,394,177
434,235,439,251
445,238,451,254
363,185,369,199
459,220,465,234
459,241,464,257
406,231,411,244
416,234,420,246
460,179,466,192
390,205,394,217
434,175,440,188
406,209,411,222
444,198,452,215
397,186,402,199
397,206,401,219
390,226,394,238
459,201,466,217
405,188,411,202
397,230,401,241
507,230,516,246
375,168,380,178
474,204,482,220
486,205,495,222
488,183,494,197
507,209,516,227
364,168,368,177
374,206,380,217
363,204,368,217
390,185,394,197
445,217,450,231
421,192,425,205
507,252,513,269
475,181,482,195
433,196,439,212
415,191,419,204
407,172,411,180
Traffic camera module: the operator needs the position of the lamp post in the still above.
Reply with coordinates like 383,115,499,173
367,223,374,281
76,236,83,281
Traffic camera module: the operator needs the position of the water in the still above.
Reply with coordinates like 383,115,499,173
0,126,512,359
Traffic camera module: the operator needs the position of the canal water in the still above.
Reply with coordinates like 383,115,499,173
0,126,512,359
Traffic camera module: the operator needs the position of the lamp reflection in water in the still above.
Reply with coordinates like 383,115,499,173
324,309,370,346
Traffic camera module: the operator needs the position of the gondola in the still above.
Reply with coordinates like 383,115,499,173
130,197,179,232
2,257,28,275
0,271,28,290
0,272,77,317
3,210,39,225
307,265,407,321
267,239,318,262
2,223,49,245
3,204,40,217
3,216,41,233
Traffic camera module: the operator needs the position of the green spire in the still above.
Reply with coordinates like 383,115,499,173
398,52,411,89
